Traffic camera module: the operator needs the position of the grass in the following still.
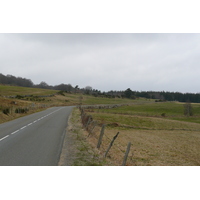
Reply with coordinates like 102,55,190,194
0,85,58,96
58,108,108,166
82,101,200,166
80,94,141,105
92,101,200,123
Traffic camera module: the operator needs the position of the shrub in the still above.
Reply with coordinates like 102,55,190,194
161,113,166,117
3,108,10,115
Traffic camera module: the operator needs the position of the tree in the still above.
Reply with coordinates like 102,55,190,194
84,86,92,95
124,88,133,98
75,85,79,93
184,102,193,117
38,81,49,88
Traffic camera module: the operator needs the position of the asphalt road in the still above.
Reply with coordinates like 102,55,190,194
0,106,73,166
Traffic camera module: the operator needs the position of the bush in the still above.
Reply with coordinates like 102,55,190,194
184,102,193,117
16,95,23,99
58,91,65,96
3,108,10,115
161,113,166,117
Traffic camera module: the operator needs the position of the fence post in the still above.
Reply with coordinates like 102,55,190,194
81,112,86,124
85,115,92,130
122,142,131,166
88,121,97,137
104,132,120,158
97,124,105,149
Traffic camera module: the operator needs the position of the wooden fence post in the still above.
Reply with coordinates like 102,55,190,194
97,124,105,149
88,121,97,137
85,115,92,130
104,132,120,158
81,112,86,124
122,142,131,166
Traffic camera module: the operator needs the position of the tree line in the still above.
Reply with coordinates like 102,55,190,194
0,73,75,92
0,73,95,94
1,73,200,103
121,88,200,103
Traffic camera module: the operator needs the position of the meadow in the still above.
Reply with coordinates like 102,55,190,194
83,101,200,165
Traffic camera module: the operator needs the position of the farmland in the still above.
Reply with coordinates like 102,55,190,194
81,101,200,166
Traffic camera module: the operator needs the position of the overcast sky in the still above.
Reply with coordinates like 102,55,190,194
1,33,200,93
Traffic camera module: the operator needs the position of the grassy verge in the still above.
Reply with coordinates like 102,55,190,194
59,108,109,166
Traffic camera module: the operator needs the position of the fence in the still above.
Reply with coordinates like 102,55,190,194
79,105,132,166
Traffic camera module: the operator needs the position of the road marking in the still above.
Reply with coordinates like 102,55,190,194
20,126,27,130
11,130,19,135
0,135,9,142
0,107,63,143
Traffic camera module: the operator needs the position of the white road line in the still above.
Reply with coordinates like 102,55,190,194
20,126,27,130
0,135,9,142
11,130,19,135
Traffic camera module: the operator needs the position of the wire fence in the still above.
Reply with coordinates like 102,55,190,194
79,105,132,166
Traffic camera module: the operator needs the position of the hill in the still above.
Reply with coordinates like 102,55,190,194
0,84,135,124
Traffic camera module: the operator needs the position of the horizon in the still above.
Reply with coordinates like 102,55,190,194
1,72,200,95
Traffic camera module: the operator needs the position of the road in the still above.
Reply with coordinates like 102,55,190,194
0,106,73,166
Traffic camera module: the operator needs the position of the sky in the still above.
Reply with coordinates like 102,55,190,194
1,33,200,93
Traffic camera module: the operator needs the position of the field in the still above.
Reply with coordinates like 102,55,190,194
0,85,58,96
82,101,200,166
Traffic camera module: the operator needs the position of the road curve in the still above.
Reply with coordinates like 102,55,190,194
0,106,73,166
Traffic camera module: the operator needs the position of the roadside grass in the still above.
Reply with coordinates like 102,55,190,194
59,108,109,166
82,102,200,166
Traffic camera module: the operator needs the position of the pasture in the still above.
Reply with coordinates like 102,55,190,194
82,101,200,165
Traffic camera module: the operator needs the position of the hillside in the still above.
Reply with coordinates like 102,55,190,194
0,84,135,124
0,85,57,96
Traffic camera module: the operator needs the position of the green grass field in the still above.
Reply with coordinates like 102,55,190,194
90,101,200,123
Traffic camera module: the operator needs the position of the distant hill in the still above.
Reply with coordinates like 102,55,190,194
1,73,200,103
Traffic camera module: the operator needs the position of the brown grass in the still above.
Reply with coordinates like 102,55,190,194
82,106,200,166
